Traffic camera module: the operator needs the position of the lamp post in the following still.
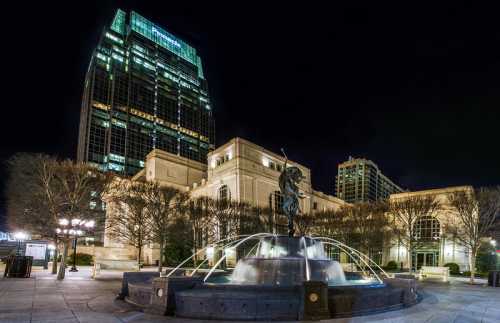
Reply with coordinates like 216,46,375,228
47,244,56,260
56,218,95,273
491,240,498,270
13,232,28,256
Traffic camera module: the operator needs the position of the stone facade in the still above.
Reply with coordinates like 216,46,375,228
99,137,480,270
383,186,471,271
188,138,345,213
102,137,345,265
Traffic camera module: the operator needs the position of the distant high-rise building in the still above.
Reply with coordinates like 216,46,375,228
78,9,214,176
335,157,404,203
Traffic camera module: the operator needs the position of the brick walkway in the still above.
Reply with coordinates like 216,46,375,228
0,267,499,323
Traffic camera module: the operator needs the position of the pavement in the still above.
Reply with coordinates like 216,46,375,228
0,266,499,323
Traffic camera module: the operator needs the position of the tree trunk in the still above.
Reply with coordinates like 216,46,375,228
51,243,58,275
407,243,412,273
137,245,142,271
192,225,198,267
469,249,476,284
158,239,164,273
57,240,69,280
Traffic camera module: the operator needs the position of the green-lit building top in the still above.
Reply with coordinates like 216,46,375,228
78,9,214,175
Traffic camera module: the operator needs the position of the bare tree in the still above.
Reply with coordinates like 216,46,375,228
55,160,109,280
186,197,208,266
389,194,441,272
239,206,272,235
6,155,107,278
6,154,63,274
445,187,500,283
314,210,347,242
144,182,188,272
202,197,242,243
294,212,317,236
106,181,151,269
344,201,389,259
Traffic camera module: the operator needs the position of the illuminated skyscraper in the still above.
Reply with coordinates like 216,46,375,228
335,157,404,203
78,9,214,175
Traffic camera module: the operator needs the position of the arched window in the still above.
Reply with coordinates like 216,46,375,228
414,216,440,241
269,191,284,214
218,185,230,201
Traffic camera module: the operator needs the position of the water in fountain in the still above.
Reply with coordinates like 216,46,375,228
228,235,347,286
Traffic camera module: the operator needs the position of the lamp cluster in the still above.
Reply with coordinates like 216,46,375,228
56,218,95,236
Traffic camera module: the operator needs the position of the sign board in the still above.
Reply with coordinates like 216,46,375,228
25,243,47,260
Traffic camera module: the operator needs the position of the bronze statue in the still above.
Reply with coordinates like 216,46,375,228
279,149,306,237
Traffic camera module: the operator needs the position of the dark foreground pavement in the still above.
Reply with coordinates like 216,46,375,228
0,267,499,323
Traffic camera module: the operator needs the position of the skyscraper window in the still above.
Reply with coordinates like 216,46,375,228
78,9,215,176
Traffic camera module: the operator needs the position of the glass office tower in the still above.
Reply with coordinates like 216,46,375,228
335,157,404,203
78,9,214,176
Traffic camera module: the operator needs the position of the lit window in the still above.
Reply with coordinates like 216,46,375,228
105,32,123,44
112,53,124,62
414,216,441,241
270,191,284,214
107,162,124,172
218,185,230,201
96,53,108,62
112,46,125,55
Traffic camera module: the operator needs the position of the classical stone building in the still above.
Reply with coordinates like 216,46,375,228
383,186,471,271
100,137,481,271
103,137,345,265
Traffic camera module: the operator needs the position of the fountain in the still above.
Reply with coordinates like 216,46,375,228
118,150,418,320
166,234,418,320
212,235,347,286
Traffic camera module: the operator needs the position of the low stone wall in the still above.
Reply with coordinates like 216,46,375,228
117,271,160,300
148,276,203,315
63,246,137,261
96,259,139,270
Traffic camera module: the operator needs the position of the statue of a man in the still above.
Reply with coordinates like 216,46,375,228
279,150,306,237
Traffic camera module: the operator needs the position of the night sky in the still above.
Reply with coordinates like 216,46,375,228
1,2,500,229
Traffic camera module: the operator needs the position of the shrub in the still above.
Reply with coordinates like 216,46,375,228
66,253,93,266
385,260,398,271
462,271,488,278
444,263,460,275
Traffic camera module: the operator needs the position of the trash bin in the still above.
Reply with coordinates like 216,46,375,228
488,271,500,287
4,255,33,278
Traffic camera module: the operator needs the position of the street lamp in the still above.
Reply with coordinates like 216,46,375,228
13,231,28,255
55,218,95,273
489,239,498,271
47,244,56,260
69,229,82,272
59,219,69,226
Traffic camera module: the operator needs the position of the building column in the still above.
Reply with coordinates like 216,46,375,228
439,237,445,266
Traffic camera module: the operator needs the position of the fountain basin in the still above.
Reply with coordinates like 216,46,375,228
176,284,302,320
175,277,417,320
118,235,419,320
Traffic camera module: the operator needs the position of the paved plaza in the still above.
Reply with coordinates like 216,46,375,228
0,266,499,323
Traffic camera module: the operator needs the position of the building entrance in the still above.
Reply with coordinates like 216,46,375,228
413,251,439,270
